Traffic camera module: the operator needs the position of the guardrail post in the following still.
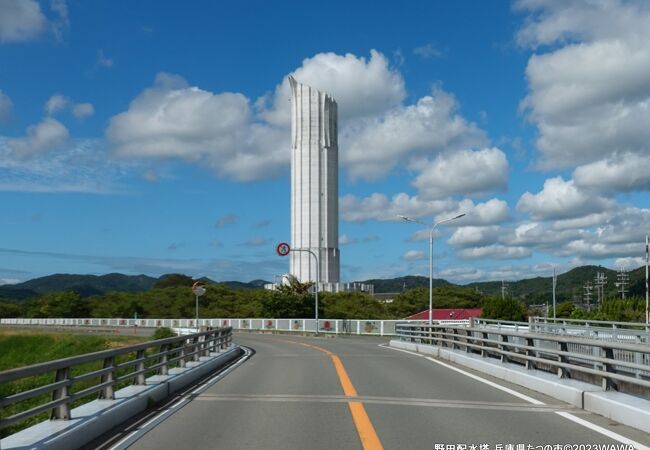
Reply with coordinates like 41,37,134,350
525,338,536,370
99,356,115,399
500,334,509,363
220,329,227,350
50,367,71,420
192,336,200,362
480,332,489,357
451,328,459,350
601,347,618,391
634,336,643,379
557,342,569,379
180,340,188,368
135,349,146,385
160,344,169,375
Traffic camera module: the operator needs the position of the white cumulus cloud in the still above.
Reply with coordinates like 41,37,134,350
44,94,69,115
107,73,288,181
72,103,94,119
517,177,614,221
260,50,405,125
0,0,46,42
7,118,69,158
442,198,510,226
448,226,502,248
573,153,650,193
402,250,425,261
517,0,650,172
413,147,508,199
340,192,454,223
342,88,486,181
458,245,531,260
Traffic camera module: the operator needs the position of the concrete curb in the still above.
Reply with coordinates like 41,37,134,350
1,346,244,450
389,340,650,434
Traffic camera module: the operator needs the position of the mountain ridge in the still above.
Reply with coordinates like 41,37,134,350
0,265,646,303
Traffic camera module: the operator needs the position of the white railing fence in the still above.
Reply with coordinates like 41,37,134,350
0,317,470,336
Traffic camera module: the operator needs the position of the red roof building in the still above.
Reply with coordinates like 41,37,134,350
405,308,483,321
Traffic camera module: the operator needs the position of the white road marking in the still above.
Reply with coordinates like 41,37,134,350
555,412,650,450
380,343,650,450
423,356,545,405
107,431,138,450
377,344,425,357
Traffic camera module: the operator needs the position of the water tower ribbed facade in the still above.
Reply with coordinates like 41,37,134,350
289,76,340,285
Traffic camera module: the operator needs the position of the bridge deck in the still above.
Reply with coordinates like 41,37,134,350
92,333,650,450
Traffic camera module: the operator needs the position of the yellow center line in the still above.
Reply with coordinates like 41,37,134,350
278,339,383,450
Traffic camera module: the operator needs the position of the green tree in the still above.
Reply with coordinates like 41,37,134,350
260,291,313,318
29,292,89,318
0,301,23,318
481,296,527,321
321,292,389,319
153,274,195,289
555,301,575,318
277,274,315,295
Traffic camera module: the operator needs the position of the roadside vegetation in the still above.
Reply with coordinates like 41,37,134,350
0,273,645,323
0,329,147,438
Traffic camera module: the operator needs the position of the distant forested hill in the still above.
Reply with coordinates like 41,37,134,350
0,273,272,300
0,274,158,300
355,276,449,294
0,264,645,303
464,265,644,304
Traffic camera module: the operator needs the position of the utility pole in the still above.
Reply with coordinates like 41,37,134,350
501,280,508,301
645,234,650,331
583,282,593,312
615,267,629,299
552,267,557,320
594,272,607,306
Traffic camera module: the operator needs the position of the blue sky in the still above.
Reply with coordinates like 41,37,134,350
2,0,650,285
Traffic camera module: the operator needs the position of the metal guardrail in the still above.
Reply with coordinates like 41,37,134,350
0,317,469,336
474,317,650,341
396,322,650,393
0,327,232,431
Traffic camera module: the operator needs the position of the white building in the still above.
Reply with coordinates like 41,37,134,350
288,75,340,286
266,77,372,294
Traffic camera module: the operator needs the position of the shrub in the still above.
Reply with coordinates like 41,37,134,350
152,327,177,340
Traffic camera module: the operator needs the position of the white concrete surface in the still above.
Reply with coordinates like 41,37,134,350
1,346,243,450
389,339,650,435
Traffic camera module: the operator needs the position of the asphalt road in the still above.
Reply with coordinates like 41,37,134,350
104,333,650,450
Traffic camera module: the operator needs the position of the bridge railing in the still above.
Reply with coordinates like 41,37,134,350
0,327,232,434
396,322,650,395
0,317,469,336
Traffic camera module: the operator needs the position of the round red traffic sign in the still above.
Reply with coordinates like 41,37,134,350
276,242,291,256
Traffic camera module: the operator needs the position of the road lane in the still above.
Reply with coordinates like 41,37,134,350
121,333,650,450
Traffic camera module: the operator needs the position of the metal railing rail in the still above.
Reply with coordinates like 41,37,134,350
0,327,232,431
472,317,650,343
0,317,470,336
532,316,650,331
396,322,650,393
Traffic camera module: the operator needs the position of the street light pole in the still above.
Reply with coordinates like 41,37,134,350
191,282,206,333
292,248,320,335
398,213,465,327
